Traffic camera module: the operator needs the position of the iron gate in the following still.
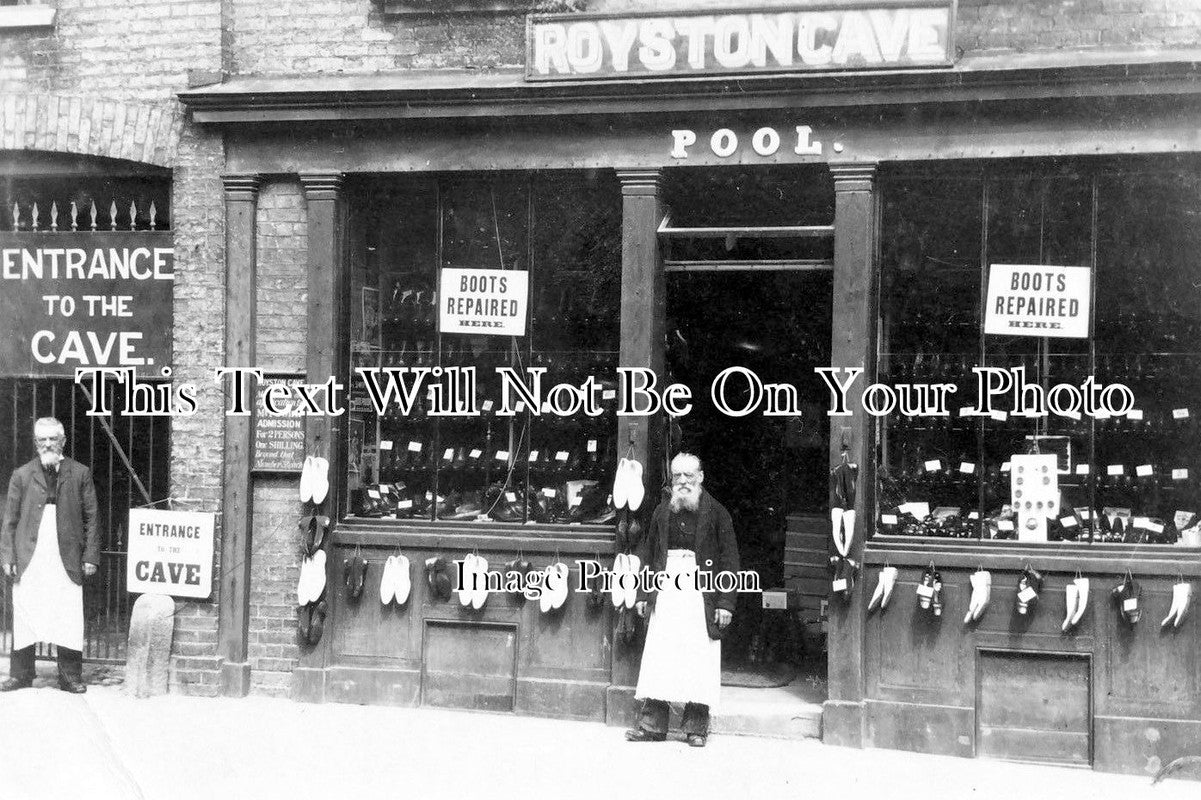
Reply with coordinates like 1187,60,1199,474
0,377,171,662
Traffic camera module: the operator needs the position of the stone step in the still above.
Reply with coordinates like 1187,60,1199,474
712,678,824,740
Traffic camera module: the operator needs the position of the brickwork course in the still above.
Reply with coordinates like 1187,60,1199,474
2,0,1200,698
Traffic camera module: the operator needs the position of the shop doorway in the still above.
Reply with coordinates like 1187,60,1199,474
663,166,834,694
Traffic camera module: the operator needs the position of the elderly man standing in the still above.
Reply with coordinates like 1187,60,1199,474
1,417,100,693
626,452,740,747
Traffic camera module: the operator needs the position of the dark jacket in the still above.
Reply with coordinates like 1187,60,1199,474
634,489,740,639
1,457,100,585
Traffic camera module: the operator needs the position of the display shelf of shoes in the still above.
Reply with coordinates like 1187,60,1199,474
347,172,624,528
874,170,1201,548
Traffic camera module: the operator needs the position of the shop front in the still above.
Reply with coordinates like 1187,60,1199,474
181,4,1201,772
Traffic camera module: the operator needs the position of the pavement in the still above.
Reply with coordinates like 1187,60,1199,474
0,665,1199,800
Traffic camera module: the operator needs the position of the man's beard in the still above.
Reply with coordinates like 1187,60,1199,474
669,485,700,513
38,444,63,468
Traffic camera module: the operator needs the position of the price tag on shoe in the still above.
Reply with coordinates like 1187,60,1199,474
469,449,482,459
880,514,898,525
398,499,413,509
1173,469,1189,481
408,441,422,452
555,451,569,462
587,439,598,453
1136,465,1153,477
1018,586,1038,603
495,450,510,461
505,492,517,502
380,440,393,451
832,578,848,592
959,462,976,474
924,459,942,472
916,584,934,598
1123,597,1139,611
1107,464,1124,476
1174,408,1190,419
542,488,557,498
443,448,454,461
1060,516,1078,528
529,450,540,462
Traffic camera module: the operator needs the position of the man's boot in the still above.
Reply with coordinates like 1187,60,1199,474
625,698,668,742
2,645,35,691
682,702,710,747
57,647,86,693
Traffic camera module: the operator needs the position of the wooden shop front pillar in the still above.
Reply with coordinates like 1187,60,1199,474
607,168,667,724
823,164,879,747
218,174,261,698
292,172,348,702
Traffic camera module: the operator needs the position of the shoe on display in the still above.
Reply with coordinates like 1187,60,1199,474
297,603,312,644
868,566,896,614
394,555,412,606
379,555,396,605
307,599,327,646
964,569,991,624
425,557,454,602
612,458,630,510
345,555,368,602
551,562,570,610
539,565,557,614
457,554,476,607
623,554,641,610
916,566,935,611
1111,574,1141,624
611,553,627,609
1069,577,1089,627
311,457,330,506
300,456,315,504
626,459,645,512
1016,567,1043,615
1062,582,1079,632
471,555,490,610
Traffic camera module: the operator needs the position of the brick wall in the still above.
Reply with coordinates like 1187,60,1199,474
248,481,303,696
248,179,308,696
1,0,227,694
256,181,309,374
225,0,1201,75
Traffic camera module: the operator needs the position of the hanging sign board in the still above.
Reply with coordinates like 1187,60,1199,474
984,264,1091,338
0,231,174,377
526,3,955,81
252,373,307,474
439,268,529,336
127,508,215,599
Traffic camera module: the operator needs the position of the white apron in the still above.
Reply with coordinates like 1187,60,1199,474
634,549,722,709
12,504,84,652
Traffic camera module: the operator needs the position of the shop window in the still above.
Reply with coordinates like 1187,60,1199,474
347,172,620,525
876,163,1201,547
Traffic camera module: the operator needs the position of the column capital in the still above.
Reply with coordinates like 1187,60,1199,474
222,174,262,201
830,163,877,192
616,169,664,197
299,172,345,201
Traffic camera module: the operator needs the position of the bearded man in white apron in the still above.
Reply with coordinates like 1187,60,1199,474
1,417,100,693
626,453,740,748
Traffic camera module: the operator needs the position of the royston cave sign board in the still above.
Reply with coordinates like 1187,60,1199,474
252,373,307,474
527,3,955,81
0,231,174,377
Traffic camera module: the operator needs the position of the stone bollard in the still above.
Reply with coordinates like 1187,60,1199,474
124,593,176,698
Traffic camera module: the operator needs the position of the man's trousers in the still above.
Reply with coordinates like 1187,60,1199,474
9,644,82,684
